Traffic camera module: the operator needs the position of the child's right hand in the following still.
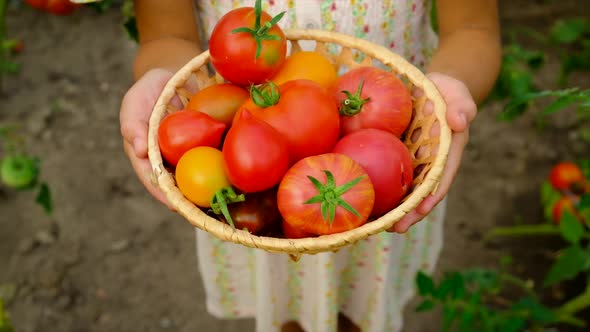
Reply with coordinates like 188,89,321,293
119,68,176,210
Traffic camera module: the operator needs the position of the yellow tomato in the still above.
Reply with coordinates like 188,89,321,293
175,146,230,208
269,51,338,89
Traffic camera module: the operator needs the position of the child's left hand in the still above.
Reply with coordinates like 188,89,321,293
388,72,477,233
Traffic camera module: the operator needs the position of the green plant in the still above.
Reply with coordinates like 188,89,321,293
0,124,52,214
0,299,13,332
0,0,21,92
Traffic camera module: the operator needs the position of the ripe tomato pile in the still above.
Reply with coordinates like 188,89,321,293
547,162,590,225
158,0,417,238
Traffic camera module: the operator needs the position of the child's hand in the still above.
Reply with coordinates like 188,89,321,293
119,68,177,210
388,72,477,233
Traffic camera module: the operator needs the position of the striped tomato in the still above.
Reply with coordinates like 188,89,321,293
277,153,375,237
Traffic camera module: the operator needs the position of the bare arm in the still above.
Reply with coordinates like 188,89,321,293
132,0,202,80
428,0,502,104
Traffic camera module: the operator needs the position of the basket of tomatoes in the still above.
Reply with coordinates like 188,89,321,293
147,0,451,258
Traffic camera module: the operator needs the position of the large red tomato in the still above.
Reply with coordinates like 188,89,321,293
278,153,375,236
24,0,80,15
158,110,226,167
549,162,588,194
209,0,287,85
235,79,340,164
332,129,414,217
330,66,413,137
223,110,289,193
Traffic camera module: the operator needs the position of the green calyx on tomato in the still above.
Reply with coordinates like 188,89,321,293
231,0,286,60
304,170,363,224
210,187,246,229
250,81,280,107
339,79,371,116
0,155,39,190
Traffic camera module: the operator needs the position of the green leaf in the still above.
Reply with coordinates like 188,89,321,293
35,183,52,215
511,297,557,324
579,193,590,211
123,16,139,43
559,210,585,244
0,60,20,74
415,299,436,312
461,269,500,292
416,271,435,296
551,18,590,44
541,181,563,221
435,272,466,300
442,306,458,332
544,245,590,286
543,94,581,115
458,293,481,332
498,317,526,332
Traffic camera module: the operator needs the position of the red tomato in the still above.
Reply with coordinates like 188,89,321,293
186,83,250,126
332,129,414,217
158,110,226,167
235,79,340,164
552,196,583,224
278,153,375,236
223,110,290,193
549,162,588,194
209,0,287,85
24,0,80,15
330,66,413,137
281,219,314,239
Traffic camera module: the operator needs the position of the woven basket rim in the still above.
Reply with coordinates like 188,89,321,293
147,28,452,255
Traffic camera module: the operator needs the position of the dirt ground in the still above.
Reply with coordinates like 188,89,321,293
1,1,589,332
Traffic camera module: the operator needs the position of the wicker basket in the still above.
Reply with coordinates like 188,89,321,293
147,29,451,259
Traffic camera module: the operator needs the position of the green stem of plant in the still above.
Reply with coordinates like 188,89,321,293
557,276,590,316
555,312,586,327
500,273,536,296
484,224,560,241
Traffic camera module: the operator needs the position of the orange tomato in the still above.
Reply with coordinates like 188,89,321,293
269,51,338,89
186,83,250,126
175,146,231,208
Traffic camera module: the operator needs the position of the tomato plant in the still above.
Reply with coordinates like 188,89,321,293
278,153,374,236
157,110,226,167
0,154,38,190
330,66,413,137
186,83,250,126
223,109,289,193
209,0,287,85
24,0,80,15
236,80,340,164
269,51,338,89
175,146,245,227
552,196,584,224
332,128,414,217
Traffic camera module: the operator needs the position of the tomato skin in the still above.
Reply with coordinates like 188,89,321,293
333,129,414,217
282,219,315,239
223,110,290,193
175,147,232,208
269,51,338,89
235,79,340,164
278,153,375,236
158,110,226,167
186,83,250,126
209,7,287,85
331,66,413,137
549,162,587,193
24,0,80,15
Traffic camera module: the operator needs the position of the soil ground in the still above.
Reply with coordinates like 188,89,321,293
1,1,589,331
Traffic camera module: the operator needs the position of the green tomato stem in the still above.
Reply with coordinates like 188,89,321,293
250,81,280,107
210,187,246,229
230,0,285,60
339,79,370,116
304,170,364,225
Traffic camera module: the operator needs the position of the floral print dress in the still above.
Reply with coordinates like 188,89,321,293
193,1,444,331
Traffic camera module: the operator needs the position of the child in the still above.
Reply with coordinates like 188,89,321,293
119,1,501,331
